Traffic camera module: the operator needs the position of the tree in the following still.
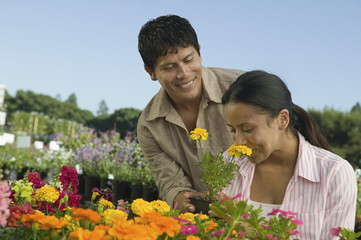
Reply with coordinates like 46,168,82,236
351,102,361,114
97,100,109,116
65,93,77,107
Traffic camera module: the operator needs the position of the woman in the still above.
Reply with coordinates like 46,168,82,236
221,70,357,239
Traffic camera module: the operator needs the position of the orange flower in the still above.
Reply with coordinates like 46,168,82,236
21,213,47,224
68,227,93,240
135,211,181,237
71,208,101,224
205,219,218,232
109,220,157,240
186,236,201,240
38,215,68,230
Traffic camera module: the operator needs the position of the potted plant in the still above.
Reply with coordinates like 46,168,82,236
189,128,252,213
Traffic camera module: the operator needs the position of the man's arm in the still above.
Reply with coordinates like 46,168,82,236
137,124,196,208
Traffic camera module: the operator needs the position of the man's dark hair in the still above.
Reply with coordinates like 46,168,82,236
138,15,200,71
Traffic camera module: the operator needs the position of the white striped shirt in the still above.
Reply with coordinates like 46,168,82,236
223,132,357,239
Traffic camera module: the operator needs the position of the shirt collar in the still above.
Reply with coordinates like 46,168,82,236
295,132,321,182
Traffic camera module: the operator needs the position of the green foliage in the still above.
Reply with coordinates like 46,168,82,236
199,151,238,200
309,105,361,168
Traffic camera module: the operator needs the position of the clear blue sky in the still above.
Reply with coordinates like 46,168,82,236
1,1,360,115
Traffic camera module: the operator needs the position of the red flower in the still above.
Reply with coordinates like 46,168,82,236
28,172,46,189
59,165,79,193
7,203,34,227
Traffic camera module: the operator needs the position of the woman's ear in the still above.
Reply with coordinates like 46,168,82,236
278,109,290,130
144,67,157,81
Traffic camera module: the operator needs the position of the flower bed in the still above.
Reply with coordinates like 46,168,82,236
0,166,358,240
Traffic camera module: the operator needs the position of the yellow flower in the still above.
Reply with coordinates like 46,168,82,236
227,144,252,158
98,198,115,210
150,200,170,215
131,198,153,216
101,209,128,226
190,128,208,141
35,186,60,203
64,214,80,231
178,213,208,224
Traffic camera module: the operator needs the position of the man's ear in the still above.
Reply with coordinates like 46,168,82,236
278,109,290,130
144,67,157,81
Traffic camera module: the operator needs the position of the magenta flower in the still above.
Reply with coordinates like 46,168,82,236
180,224,198,235
208,228,225,236
267,208,297,217
267,234,279,240
27,172,46,189
330,227,342,236
290,217,303,226
287,230,300,235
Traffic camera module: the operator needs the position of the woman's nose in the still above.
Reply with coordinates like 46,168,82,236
235,132,247,145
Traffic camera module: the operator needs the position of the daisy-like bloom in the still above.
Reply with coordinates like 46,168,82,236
38,215,68,230
227,144,252,158
134,211,181,238
101,209,128,226
35,186,60,203
190,128,208,141
150,200,170,215
98,198,115,210
71,208,101,224
180,224,199,235
131,198,153,216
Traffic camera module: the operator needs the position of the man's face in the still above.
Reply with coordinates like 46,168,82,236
146,46,203,105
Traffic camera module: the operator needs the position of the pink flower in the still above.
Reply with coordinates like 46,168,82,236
242,213,250,219
330,227,342,236
221,193,242,203
59,165,79,193
0,181,12,227
267,235,279,240
267,208,297,217
287,230,300,235
290,217,303,226
180,224,198,235
208,228,225,236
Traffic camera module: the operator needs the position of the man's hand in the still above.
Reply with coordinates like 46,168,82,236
173,191,207,213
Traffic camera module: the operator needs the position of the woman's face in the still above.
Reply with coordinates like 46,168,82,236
223,102,284,165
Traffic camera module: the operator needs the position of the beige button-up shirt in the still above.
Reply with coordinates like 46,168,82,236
137,67,245,206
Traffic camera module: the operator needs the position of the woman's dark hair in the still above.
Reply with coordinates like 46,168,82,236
138,14,200,71
222,70,331,151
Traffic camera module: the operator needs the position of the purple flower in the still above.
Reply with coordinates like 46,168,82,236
208,228,225,236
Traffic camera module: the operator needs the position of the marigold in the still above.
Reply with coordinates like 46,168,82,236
186,236,201,240
109,220,157,240
101,209,128,226
190,128,208,141
35,186,60,203
227,144,252,158
71,208,101,224
98,198,115,210
38,215,68,230
131,198,154,216
178,212,208,224
135,211,181,237
21,213,47,224
150,200,170,215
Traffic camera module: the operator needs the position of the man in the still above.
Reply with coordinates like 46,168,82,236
137,14,245,212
